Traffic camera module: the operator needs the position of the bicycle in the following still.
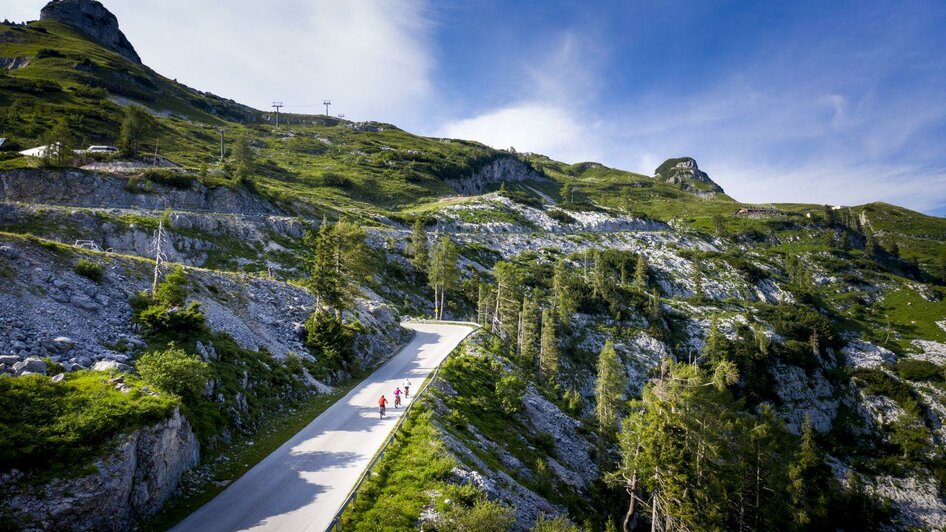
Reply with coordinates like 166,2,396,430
394,394,401,408
379,404,386,418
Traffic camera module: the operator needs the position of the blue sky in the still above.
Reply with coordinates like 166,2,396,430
7,0,946,214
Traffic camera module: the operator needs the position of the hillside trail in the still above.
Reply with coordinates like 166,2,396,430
171,321,475,532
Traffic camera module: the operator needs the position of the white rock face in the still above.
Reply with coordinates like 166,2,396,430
871,475,946,529
842,339,896,369
0,408,199,530
911,340,946,365
771,364,838,434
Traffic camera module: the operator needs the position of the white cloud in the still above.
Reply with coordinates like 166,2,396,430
8,1,435,126
438,103,603,162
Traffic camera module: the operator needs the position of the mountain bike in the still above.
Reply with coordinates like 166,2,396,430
394,394,402,408
379,404,386,418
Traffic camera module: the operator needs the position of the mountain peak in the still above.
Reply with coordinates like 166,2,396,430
40,0,140,64
654,157,724,194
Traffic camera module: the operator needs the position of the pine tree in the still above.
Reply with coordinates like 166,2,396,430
940,247,946,284
409,219,428,273
539,309,559,384
492,261,523,341
712,214,726,237
788,415,829,526
634,254,648,291
552,258,577,323
864,228,877,258
692,255,704,299
839,230,851,252
231,131,256,181
305,223,343,313
518,294,540,366
41,117,72,166
595,340,627,447
303,219,367,315
429,235,460,320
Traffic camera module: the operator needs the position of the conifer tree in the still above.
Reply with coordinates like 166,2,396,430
692,255,704,299
429,235,460,320
518,294,540,366
634,254,648,291
42,117,71,166
409,219,428,273
492,261,523,341
595,340,627,448
864,228,877,258
231,131,256,181
788,416,829,526
304,219,367,315
552,258,577,323
940,247,946,284
539,308,559,384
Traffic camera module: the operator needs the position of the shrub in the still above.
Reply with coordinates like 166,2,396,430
305,311,356,373
140,169,194,189
495,373,525,414
547,208,576,224
896,358,943,382
319,172,352,188
130,267,206,336
434,498,516,532
136,345,209,401
74,259,104,282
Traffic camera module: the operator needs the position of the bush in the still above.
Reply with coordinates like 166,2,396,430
130,267,206,336
547,208,576,224
74,259,104,282
305,311,356,374
495,373,525,414
140,169,194,190
896,358,943,382
136,345,209,401
434,498,516,532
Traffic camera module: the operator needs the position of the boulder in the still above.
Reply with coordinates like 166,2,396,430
13,357,47,376
47,336,76,353
51,373,66,383
0,355,19,365
92,360,132,373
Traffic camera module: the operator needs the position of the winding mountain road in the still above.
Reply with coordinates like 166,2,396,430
171,321,475,532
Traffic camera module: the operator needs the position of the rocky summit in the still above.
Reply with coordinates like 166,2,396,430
40,0,141,63
1,2,945,531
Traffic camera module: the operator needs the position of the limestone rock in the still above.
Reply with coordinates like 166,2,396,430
654,157,724,193
0,408,199,529
13,357,47,376
92,360,132,373
40,0,142,64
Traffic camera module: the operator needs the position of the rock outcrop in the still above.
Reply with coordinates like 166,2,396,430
0,407,199,530
40,0,141,64
446,157,546,195
654,157,724,193
0,169,283,215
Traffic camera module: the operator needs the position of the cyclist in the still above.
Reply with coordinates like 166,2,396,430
378,395,388,418
393,387,402,408
402,379,412,398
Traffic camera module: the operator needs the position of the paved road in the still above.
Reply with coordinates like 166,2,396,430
171,322,475,532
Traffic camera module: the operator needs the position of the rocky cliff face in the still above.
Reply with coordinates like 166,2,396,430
0,169,282,215
446,157,546,195
654,157,724,193
40,0,141,64
0,407,198,530
39,0,141,64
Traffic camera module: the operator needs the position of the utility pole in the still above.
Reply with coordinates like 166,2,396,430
216,128,226,163
323,100,332,116
337,113,345,120
272,102,284,128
